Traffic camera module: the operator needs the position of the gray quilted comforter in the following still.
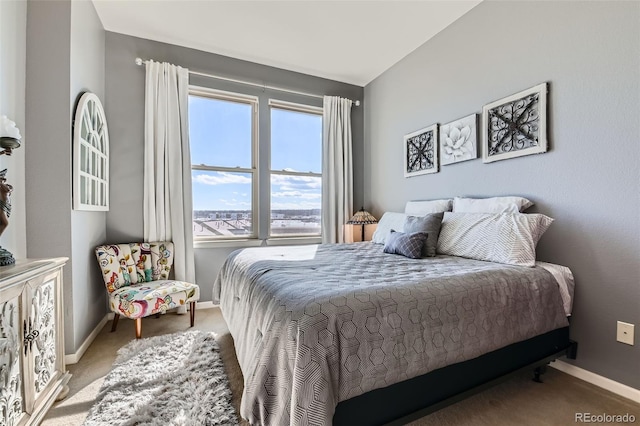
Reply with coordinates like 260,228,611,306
213,243,569,426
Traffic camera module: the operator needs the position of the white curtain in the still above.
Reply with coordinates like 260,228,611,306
322,96,353,243
143,60,195,285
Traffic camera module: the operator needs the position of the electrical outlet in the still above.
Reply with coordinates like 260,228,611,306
616,321,635,346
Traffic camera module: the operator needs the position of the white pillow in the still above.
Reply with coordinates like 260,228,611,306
452,196,534,213
436,212,553,267
405,199,452,216
371,212,406,244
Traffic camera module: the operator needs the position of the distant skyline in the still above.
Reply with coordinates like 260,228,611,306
189,95,322,211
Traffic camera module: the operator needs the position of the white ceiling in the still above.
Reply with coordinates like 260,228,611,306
92,0,481,86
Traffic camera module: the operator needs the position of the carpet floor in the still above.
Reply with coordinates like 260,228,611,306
83,331,237,426
42,308,640,426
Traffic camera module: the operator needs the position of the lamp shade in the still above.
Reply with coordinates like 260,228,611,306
347,208,377,225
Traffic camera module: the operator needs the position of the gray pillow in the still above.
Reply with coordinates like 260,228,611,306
383,230,428,259
403,212,444,257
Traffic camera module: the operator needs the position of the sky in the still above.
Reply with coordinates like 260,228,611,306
189,95,322,211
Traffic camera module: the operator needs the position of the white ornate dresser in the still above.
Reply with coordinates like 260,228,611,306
0,258,70,426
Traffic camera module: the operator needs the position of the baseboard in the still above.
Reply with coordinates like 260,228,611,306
64,313,110,365
64,304,214,364
195,301,216,310
551,360,640,403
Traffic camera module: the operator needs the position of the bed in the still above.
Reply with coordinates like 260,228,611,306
213,240,575,425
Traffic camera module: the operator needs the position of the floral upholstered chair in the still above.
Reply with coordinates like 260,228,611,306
95,241,200,339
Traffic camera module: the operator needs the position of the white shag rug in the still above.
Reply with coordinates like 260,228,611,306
84,331,238,426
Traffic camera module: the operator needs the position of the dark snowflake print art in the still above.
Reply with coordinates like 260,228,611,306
404,124,439,177
482,83,548,163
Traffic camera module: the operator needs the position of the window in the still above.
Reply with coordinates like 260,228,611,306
189,87,323,242
189,88,257,239
269,100,322,237
269,100,323,237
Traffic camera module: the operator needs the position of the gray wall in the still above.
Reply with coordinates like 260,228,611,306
26,0,106,353
364,1,640,389
0,0,27,260
104,32,364,302
69,0,107,352
26,0,74,353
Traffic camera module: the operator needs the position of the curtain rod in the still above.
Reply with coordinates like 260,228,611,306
135,57,360,107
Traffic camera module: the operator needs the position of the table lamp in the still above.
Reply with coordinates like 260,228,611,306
347,207,377,242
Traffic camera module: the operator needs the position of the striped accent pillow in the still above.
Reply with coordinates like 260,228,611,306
436,212,553,267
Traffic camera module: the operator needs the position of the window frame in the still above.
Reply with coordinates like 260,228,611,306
268,99,323,239
189,86,259,242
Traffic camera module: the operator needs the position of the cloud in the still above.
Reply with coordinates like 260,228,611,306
193,172,251,185
272,191,321,199
193,173,321,210
271,174,321,191
219,198,250,207
271,175,321,207
271,201,321,210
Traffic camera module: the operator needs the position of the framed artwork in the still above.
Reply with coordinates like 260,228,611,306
404,124,438,177
440,113,478,166
482,82,548,163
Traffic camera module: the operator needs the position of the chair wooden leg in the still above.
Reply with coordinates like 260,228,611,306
111,314,120,332
190,302,196,327
155,313,160,319
135,318,142,339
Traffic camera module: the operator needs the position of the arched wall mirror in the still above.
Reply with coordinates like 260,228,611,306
72,92,109,211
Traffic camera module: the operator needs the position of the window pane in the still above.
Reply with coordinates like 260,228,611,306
270,173,321,236
189,95,252,168
271,108,322,173
192,170,253,238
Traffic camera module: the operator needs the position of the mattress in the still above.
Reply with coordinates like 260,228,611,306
213,243,570,426
535,261,575,316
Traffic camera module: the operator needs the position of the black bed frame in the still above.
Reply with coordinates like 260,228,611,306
333,327,577,426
